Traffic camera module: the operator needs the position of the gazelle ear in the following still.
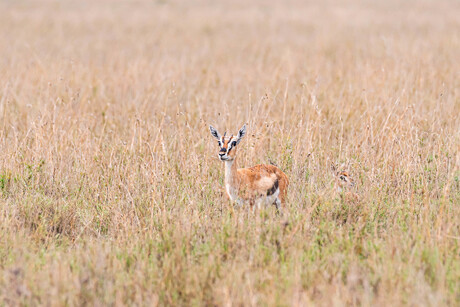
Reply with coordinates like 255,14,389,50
209,125,221,140
236,124,247,144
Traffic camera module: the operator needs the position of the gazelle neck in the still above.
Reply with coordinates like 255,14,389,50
224,157,239,202
224,158,238,185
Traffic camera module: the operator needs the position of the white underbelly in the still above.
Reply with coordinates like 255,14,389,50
226,184,280,208
259,188,280,207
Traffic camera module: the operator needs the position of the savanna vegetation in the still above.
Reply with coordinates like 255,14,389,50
0,0,459,305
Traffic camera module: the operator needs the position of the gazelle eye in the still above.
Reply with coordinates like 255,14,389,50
232,141,236,147
218,141,222,146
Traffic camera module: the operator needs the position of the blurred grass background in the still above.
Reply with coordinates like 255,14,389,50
0,0,459,305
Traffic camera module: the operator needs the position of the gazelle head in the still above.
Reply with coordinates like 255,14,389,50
331,163,355,191
209,124,247,161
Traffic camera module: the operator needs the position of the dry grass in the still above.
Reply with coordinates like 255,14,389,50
0,0,459,305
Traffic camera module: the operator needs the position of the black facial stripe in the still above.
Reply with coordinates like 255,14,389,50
226,136,234,153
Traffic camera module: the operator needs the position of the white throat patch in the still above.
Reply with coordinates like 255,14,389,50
224,160,237,201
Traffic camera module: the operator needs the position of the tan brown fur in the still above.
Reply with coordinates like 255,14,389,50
237,165,289,205
336,171,355,189
331,166,359,201
210,124,289,209
331,163,356,190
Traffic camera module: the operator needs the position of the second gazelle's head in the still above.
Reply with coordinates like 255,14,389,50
209,124,247,161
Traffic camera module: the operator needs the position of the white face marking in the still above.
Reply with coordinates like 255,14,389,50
218,135,237,161
211,125,246,162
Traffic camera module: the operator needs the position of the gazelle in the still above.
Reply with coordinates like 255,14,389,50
331,163,356,192
209,124,289,210
331,163,359,202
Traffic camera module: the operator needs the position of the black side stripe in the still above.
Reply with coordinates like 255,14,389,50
267,179,279,196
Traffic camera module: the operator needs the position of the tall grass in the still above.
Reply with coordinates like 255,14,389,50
0,0,459,305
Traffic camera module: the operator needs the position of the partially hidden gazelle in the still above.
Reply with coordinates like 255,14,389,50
209,124,289,211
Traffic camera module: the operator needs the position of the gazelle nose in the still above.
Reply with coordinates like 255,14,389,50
219,148,227,153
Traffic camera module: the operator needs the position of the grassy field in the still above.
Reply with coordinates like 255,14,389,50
0,0,459,305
